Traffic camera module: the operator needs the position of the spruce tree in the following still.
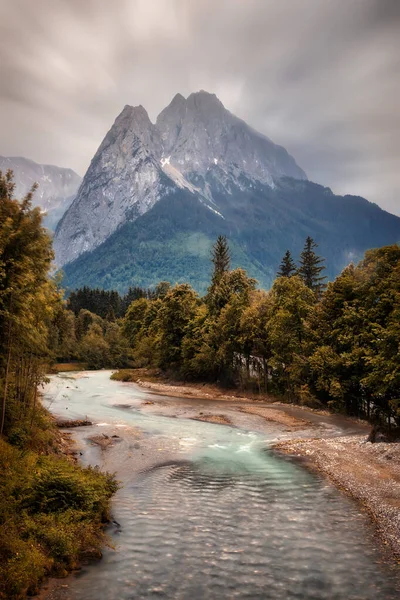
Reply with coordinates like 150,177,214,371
298,236,327,297
205,235,231,313
277,250,296,278
210,235,231,285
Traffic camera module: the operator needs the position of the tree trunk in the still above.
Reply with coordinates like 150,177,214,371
30,375,38,430
263,357,268,393
1,320,13,436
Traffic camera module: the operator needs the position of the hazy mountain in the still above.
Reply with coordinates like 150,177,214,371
0,156,81,230
53,91,306,266
53,91,400,292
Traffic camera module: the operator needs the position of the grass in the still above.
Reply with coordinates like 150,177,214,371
0,408,117,600
110,369,138,382
110,368,162,383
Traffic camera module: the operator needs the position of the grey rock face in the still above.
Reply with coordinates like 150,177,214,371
54,105,179,266
0,156,81,230
54,91,306,266
157,91,306,192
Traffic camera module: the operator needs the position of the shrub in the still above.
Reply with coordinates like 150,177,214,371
0,437,117,600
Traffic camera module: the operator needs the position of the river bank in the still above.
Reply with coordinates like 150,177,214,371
274,435,400,560
0,406,117,600
112,368,367,431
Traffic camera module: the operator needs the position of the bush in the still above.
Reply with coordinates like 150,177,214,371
0,436,117,599
110,369,137,382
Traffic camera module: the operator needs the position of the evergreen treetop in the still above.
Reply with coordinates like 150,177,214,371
298,236,327,297
210,235,231,285
277,249,297,278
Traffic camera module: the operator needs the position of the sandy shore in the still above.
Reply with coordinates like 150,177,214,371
134,376,270,402
275,435,400,560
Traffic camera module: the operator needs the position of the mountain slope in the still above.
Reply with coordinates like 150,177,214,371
61,178,400,294
54,91,306,266
0,156,81,230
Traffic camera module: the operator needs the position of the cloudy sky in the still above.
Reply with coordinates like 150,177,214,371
0,0,399,214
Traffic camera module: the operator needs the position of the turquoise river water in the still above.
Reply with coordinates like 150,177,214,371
43,371,399,600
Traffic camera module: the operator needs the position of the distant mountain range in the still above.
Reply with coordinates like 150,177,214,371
45,91,400,291
0,156,81,230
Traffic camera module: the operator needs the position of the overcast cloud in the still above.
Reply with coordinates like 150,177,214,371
0,0,399,214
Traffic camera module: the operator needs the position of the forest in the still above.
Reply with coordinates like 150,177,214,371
0,172,117,599
40,235,399,429
52,229,400,428
116,236,400,425
1,170,400,596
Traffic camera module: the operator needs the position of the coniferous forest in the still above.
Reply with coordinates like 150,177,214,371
1,171,400,597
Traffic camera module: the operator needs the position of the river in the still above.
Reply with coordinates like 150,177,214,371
42,370,399,600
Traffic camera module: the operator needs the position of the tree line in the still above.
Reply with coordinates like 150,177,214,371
67,284,170,320
121,235,400,426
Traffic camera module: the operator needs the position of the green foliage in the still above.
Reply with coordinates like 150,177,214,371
117,231,400,425
110,369,137,382
308,245,400,422
210,235,231,285
0,172,118,599
0,437,117,599
67,285,153,319
78,323,111,369
156,284,199,370
0,169,57,435
123,298,151,346
267,276,315,397
48,305,132,370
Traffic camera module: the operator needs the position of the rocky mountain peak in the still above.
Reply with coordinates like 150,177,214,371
186,90,224,112
54,90,307,266
156,91,306,189
169,92,186,106
103,103,159,154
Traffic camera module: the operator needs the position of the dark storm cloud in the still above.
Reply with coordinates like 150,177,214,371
0,0,399,214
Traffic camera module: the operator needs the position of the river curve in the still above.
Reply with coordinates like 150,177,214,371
42,371,400,600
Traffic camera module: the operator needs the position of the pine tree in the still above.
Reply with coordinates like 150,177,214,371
210,235,231,285
206,236,231,313
298,236,327,297
277,250,296,278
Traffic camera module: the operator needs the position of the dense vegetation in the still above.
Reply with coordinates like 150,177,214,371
0,172,117,599
67,283,168,319
120,235,400,425
61,178,400,294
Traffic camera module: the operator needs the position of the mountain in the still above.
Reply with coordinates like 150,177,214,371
54,90,400,292
61,178,400,294
53,91,306,266
0,156,82,230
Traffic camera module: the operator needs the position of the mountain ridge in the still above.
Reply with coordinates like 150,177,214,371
53,90,400,292
53,90,306,266
61,177,400,294
0,155,81,230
